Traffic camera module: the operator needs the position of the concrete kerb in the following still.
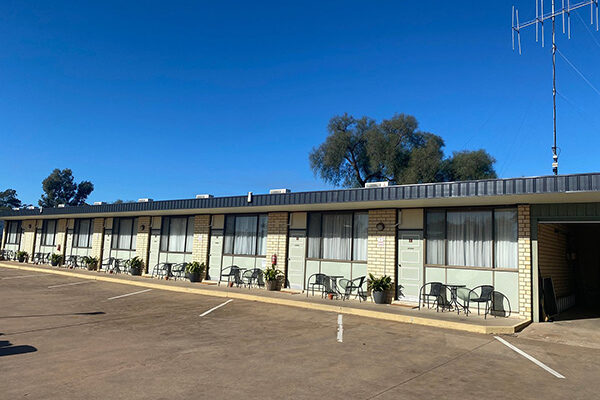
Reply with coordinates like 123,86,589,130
0,262,529,335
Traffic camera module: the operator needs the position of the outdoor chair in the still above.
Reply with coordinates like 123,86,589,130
242,268,265,288
306,273,336,298
337,276,367,302
151,263,171,279
460,285,495,319
101,257,115,271
171,263,187,280
418,282,447,312
219,265,244,287
66,255,79,268
33,252,43,264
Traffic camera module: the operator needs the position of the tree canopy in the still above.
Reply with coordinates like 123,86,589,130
39,169,94,207
309,113,497,187
0,189,22,210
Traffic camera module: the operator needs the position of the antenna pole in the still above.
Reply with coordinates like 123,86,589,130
552,0,558,175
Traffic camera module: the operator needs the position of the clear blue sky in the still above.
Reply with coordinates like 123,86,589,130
1,1,599,205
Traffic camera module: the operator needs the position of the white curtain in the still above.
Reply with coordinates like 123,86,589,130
168,217,187,252
224,216,235,254
131,218,138,250
7,221,20,244
77,219,91,248
447,211,492,267
185,216,194,253
426,211,445,265
352,212,368,261
256,214,268,256
495,209,518,269
322,213,352,260
307,213,321,258
43,220,56,246
117,218,133,250
234,215,257,255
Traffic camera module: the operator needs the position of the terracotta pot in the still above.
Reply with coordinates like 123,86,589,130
327,293,335,300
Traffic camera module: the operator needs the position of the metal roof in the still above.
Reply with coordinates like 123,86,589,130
2,172,600,218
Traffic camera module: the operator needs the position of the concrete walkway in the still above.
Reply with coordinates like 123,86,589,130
0,261,529,334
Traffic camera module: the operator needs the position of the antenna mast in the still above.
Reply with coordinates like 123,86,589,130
512,0,599,175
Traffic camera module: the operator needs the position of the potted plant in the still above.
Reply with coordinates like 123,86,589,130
185,262,205,283
368,273,393,304
264,264,284,291
126,257,144,276
82,256,99,271
16,251,28,263
50,253,63,267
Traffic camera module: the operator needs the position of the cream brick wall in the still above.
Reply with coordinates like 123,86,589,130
191,215,211,278
518,205,532,320
136,216,152,273
367,209,397,280
91,218,104,261
265,212,288,272
21,220,37,261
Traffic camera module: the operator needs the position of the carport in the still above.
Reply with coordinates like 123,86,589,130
532,203,600,322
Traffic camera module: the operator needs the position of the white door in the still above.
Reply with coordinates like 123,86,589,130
208,232,223,281
397,231,423,303
287,230,306,290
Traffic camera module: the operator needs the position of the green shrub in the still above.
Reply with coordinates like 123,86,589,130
367,273,392,292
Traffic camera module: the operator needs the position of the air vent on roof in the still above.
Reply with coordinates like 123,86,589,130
195,194,213,199
93,202,106,206
137,198,153,203
12,207,20,211
365,181,389,189
58,204,66,208
269,188,290,194
27,206,35,210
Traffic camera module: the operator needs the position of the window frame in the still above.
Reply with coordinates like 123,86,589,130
73,219,94,249
5,220,21,245
41,219,57,247
111,217,138,251
160,216,194,254
306,211,368,263
223,214,268,257
424,206,518,271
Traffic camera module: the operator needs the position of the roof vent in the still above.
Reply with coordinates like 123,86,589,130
137,198,153,203
58,204,66,208
93,201,106,206
195,194,213,199
365,181,389,189
269,188,291,194
27,206,35,210
12,207,20,211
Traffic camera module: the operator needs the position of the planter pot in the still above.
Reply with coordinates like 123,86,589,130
265,278,283,291
327,293,335,300
51,260,59,267
228,281,234,287
87,264,97,271
18,256,26,263
373,290,393,304
186,271,203,283
130,267,142,276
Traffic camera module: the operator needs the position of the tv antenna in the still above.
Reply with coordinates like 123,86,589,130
512,0,599,175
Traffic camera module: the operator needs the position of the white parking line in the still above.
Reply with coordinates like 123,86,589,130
107,289,152,300
48,281,93,289
337,314,343,343
199,299,233,317
494,336,565,379
1,274,44,280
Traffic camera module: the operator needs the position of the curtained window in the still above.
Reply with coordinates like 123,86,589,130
160,216,194,253
224,214,268,256
74,219,93,248
6,221,21,244
41,220,57,246
112,218,138,250
307,212,368,261
425,208,518,269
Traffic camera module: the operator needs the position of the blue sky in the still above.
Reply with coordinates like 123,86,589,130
1,1,599,205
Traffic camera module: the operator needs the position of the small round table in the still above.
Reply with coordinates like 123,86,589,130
445,284,466,314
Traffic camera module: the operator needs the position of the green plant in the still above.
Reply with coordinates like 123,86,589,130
81,256,99,270
185,262,205,275
367,273,392,292
125,256,144,270
50,253,63,264
16,251,28,260
263,264,283,282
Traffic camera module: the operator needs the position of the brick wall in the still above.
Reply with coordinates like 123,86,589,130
192,215,211,278
367,209,397,279
91,218,104,261
265,212,288,272
136,216,151,273
518,205,532,320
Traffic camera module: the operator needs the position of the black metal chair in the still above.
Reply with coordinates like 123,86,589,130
337,276,367,302
171,263,187,280
151,262,170,279
66,255,79,268
418,282,447,312
242,268,265,289
219,265,244,287
33,252,43,264
462,285,495,319
101,257,115,271
306,273,336,298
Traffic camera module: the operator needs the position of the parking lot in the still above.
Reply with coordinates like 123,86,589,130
1,266,599,400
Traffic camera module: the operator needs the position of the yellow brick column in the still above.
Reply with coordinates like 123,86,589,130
367,209,397,298
518,205,532,320
192,215,211,278
55,219,68,261
265,212,288,273
21,220,37,262
136,217,151,273
91,218,104,262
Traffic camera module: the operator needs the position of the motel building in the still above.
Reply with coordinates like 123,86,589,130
2,172,600,324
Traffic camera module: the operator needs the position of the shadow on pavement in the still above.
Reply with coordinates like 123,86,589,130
0,339,37,357
0,311,105,319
